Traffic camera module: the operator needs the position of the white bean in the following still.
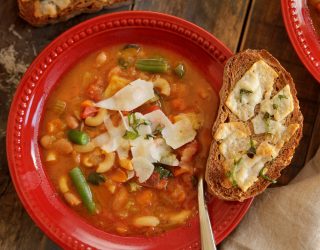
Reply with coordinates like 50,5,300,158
96,52,107,67
133,216,160,227
59,176,69,193
168,210,191,225
64,192,81,206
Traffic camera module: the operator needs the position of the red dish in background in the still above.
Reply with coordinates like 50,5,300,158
282,0,320,83
6,11,253,249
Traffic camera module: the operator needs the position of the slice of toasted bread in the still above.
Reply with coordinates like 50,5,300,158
205,49,303,201
18,0,129,27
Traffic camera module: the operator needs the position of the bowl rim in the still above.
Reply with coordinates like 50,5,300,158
281,0,320,83
6,10,253,249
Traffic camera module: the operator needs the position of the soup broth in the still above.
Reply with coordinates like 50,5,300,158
39,44,218,236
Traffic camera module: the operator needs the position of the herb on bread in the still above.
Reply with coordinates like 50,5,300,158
227,158,242,187
259,166,277,183
278,94,288,100
239,88,253,103
247,139,256,158
263,112,271,132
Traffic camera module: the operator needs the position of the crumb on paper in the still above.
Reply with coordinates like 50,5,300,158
32,44,37,56
0,45,29,91
8,24,23,40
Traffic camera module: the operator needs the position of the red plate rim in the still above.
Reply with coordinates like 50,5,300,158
6,11,253,249
281,0,320,83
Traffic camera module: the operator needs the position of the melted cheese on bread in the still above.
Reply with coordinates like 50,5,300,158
216,60,300,192
226,60,278,121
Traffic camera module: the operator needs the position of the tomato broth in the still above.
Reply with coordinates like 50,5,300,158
39,44,218,236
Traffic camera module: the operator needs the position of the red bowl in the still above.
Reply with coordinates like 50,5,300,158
282,0,320,83
6,11,253,249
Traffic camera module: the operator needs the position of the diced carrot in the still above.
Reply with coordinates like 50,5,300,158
140,172,168,190
119,159,133,170
142,105,160,114
87,77,105,101
171,98,187,111
136,190,153,206
115,223,129,234
46,119,66,134
110,168,128,183
112,186,129,210
173,167,192,177
81,106,99,119
81,100,94,107
170,184,186,203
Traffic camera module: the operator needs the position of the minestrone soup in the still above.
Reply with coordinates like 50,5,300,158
39,44,218,236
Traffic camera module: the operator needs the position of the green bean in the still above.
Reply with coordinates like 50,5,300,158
174,63,185,78
135,58,169,73
122,44,140,51
67,130,89,145
69,167,96,214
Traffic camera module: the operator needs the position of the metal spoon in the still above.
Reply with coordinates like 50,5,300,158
198,174,217,250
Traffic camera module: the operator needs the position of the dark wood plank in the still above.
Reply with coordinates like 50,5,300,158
240,0,320,185
134,0,250,52
0,1,132,249
306,104,320,161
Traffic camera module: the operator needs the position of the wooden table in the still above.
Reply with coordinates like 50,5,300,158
0,0,319,249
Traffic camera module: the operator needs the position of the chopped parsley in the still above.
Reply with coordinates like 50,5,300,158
154,164,173,179
263,112,272,132
239,88,253,103
123,130,139,140
191,176,198,187
145,134,155,139
278,94,288,100
118,57,129,69
234,158,242,166
259,166,277,183
128,182,142,192
247,138,256,158
123,113,151,140
227,158,242,187
87,172,106,186
122,44,141,51
272,103,278,110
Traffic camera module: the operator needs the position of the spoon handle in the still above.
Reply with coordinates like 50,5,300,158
198,176,217,250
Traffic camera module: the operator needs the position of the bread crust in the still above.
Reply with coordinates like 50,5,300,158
205,49,303,201
18,0,128,26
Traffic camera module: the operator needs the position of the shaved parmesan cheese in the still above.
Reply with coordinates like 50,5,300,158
162,118,196,149
92,132,110,147
144,110,173,130
116,138,130,159
132,157,155,183
101,115,129,156
95,79,155,111
151,138,179,166
131,138,155,162
131,113,152,137
130,137,179,166
126,170,135,181
104,115,126,137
